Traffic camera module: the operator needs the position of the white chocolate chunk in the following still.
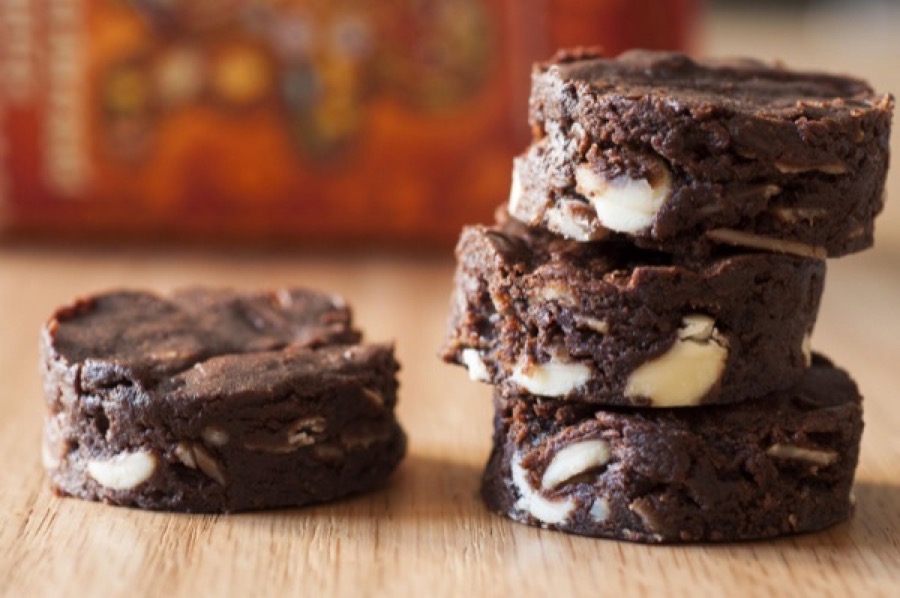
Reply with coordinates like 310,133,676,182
328,293,347,309
773,207,828,223
766,443,838,466
541,440,611,490
461,349,491,383
508,165,523,214
510,456,534,496
679,314,716,341
527,492,576,525
274,288,295,308
507,162,534,221
288,417,327,446
801,333,812,368
192,445,226,485
775,161,847,175
243,418,327,454
41,439,61,470
544,198,604,242
174,442,197,468
88,451,156,490
706,229,827,259
511,358,591,397
511,454,574,525
589,497,611,523
575,162,672,234
574,315,609,334
174,442,226,484
628,499,657,532
201,426,229,447
530,279,575,305
625,315,728,407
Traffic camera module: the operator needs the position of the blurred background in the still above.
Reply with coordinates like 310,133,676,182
2,7,900,590
0,0,897,251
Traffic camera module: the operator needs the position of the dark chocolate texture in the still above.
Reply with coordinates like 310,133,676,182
441,217,825,407
482,355,863,543
41,288,405,512
512,48,894,257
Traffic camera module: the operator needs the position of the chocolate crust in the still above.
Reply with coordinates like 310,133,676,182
513,49,894,257
441,218,825,407
482,355,863,543
41,288,406,513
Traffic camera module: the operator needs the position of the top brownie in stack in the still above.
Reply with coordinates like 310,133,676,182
510,49,894,257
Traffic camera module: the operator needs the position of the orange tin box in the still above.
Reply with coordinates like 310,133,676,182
0,0,696,246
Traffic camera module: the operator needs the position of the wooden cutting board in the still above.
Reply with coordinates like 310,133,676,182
0,245,898,598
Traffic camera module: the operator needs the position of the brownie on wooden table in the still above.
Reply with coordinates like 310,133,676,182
41,288,406,513
482,355,863,543
441,216,825,407
511,48,894,257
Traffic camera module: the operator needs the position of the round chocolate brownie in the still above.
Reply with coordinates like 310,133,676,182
482,355,863,543
441,217,825,407
41,288,406,513
511,48,894,257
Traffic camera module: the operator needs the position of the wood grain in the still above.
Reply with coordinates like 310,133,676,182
0,244,899,598
3,7,900,597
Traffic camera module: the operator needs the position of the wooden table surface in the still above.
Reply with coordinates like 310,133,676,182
3,6,900,598
0,242,899,598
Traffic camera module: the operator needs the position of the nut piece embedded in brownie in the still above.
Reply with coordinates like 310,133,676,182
511,48,894,257
441,216,825,407
41,288,406,513
482,354,863,543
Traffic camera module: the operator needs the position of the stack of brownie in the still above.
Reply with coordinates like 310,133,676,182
442,49,894,543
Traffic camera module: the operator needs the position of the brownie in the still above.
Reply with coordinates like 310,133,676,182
510,48,894,257
441,217,825,407
482,355,863,543
41,288,406,512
